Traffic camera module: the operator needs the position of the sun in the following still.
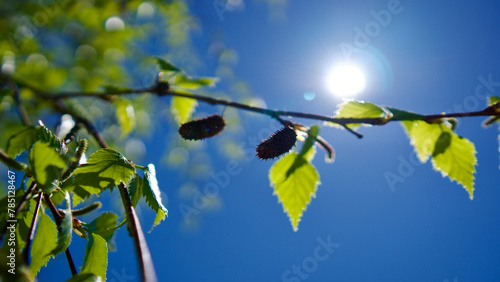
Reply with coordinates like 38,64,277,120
326,64,366,98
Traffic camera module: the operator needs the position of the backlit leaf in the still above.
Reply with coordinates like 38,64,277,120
402,121,442,163
81,232,108,280
29,141,67,193
269,149,320,232
87,212,119,251
171,96,197,124
155,57,180,72
403,122,477,199
143,164,168,231
174,73,218,89
31,213,58,277
115,98,136,137
330,100,391,129
72,149,135,206
431,130,477,199
5,126,39,157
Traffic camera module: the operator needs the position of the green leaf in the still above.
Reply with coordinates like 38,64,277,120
143,164,168,231
403,122,477,199
87,212,119,251
50,192,73,256
488,95,500,105
72,149,135,206
29,141,67,193
331,100,391,129
31,213,58,277
114,98,136,137
402,121,443,163
81,232,108,280
386,107,426,121
174,73,218,89
269,151,320,232
171,96,198,124
5,126,39,157
431,130,477,199
155,57,181,72
129,176,143,207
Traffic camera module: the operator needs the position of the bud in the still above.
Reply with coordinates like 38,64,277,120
256,126,297,160
179,114,226,140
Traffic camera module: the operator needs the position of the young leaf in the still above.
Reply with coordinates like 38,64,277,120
174,73,218,89
269,149,320,232
29,141,67,193
330,100,391,129
129,175,143,207
143,164,168,231
72,149,136,206
155,57,181,72
403,122,477,199
81,232,108,280
6,126,40,157
386,107,426,121
114,98,136,137
402,120,443,163
171,96,198,124
87,212,119,251
30,213,58,277
50,192,73,256
431,130,477,199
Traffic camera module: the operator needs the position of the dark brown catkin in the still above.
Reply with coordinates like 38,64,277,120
179,114,226,140
256,126,297,160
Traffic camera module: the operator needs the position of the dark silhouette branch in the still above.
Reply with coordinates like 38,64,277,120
23,191,43,266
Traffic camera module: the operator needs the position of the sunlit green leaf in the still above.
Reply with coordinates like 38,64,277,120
31,213,58,277
403,122,477,199
269,150,320,232
174,73,218,89
431,130,477,199
5,126,39,157
386,107,426,121
87,212,119,251
171,96,198,124
330,100,391,129
114,98,136,137
402,121,442,163
155,57,181,72
50,192,73,256
72,149,135,206
29,141,67,193
81,232,108,280
143,164,168,231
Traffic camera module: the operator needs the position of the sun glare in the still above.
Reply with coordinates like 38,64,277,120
326,64,366,98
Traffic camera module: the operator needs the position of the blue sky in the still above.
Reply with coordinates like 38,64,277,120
33,0,500,281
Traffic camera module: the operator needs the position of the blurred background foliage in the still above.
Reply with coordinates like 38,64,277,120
0,0,286,229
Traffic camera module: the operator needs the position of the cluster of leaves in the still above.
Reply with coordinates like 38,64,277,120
0,123,167,281
177,97,499,232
